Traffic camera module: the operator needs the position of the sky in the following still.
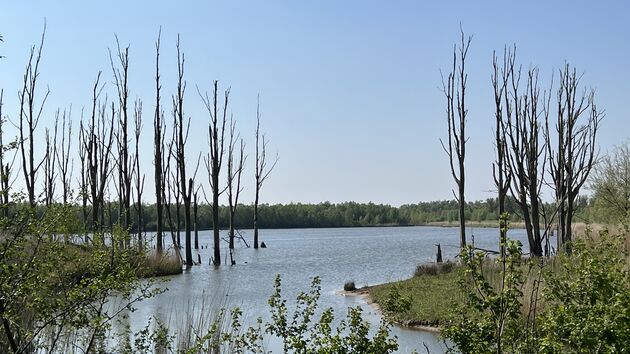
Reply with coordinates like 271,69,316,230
0,1,629,206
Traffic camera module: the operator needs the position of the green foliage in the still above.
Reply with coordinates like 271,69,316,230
383,286,412,318
263,274,398,353
442,216,630,353
539,228,630,353
0,204,161,353
137,275,399,354
588,141,630,223
443,214,534,353
443,240,528,353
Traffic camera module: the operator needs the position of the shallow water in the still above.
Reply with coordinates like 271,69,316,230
123,226,530,353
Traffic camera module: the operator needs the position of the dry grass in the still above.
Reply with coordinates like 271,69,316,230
140,250,183,277
414,261,456,276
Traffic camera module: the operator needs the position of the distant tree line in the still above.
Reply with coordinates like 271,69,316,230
11,196,596,232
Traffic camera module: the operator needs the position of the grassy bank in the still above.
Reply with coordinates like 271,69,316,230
368,263,462,328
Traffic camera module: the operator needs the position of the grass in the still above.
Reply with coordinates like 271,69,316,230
369,263,462,327
369,257,561,328
414,261,456,276
139,251,183,277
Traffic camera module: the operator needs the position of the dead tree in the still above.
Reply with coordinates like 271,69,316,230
440,30,471,249
78,119,89,234
504,65,549,257
55,107,73,205
153,30,165,254
193,190,199,250
82,73,115,234
133,99,145,249
166,134,182,248
19,27,49,208
111,38,132,232
253,96,278,249
0,91,12,219
546,64,601,251
172,37,194,267
226,116,245,250
201,81,228,265
42,116,58,206
162,135,182,263
492,48,514,257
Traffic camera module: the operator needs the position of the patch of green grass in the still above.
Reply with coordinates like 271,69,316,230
369,267,463,326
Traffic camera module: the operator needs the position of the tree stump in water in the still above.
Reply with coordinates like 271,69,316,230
260,241,267,248
436,243,443,263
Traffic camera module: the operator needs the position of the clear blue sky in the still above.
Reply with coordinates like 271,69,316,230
0,1,628,206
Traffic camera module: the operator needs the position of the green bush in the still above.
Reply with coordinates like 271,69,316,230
539,228,630,353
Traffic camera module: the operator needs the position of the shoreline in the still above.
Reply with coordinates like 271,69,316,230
340,286,442,333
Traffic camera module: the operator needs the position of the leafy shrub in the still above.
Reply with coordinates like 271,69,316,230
539,228,630,353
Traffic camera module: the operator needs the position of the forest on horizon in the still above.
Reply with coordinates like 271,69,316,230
23,196,598,232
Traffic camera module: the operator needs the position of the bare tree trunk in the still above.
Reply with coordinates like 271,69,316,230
194,191,199,250
82,74,115,237
227,116,246,250
111,38,132,235
133,100,145,249
503,60,548,257
163,143,182,263
55,108,73,205
492,49,513,258
253,96,278,249
0,91,11,219
154,30,165,254
43,117,58,207
172,37,194,267
19,27,48,209
201,81,229,265
78,120,88,238
440,30,471,249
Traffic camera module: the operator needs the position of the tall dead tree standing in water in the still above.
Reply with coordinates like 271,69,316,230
172,37,194,267
153,31,165,254
253,96,277,249
82,73,115,235
201,81,228,265
546,64,601,252
227,116,245,251
111,39,132,233
440,30,471,249
19,28,48,208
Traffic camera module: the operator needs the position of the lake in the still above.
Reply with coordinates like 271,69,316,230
121,226,530,353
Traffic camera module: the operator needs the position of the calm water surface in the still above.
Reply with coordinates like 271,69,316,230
124,226,529,353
